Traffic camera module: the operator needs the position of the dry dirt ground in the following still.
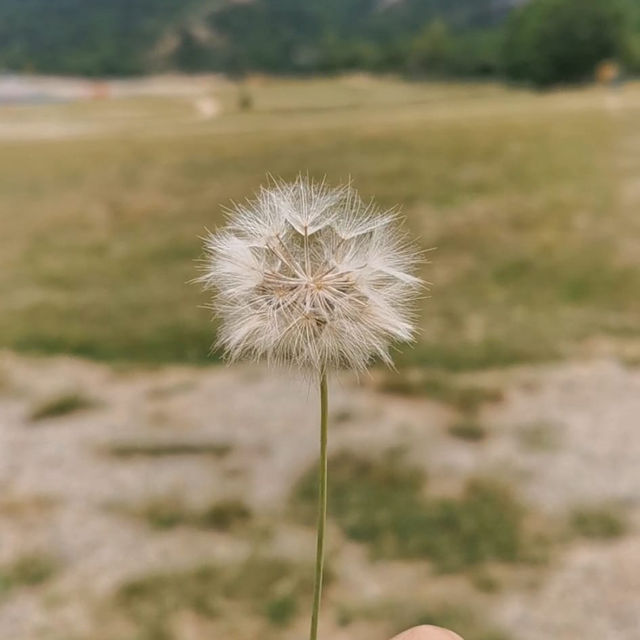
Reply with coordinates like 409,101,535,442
1,352,639,640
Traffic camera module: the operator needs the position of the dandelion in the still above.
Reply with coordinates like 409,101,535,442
199,176,422,639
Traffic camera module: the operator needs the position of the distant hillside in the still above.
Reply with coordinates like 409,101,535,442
0,0,202,75
0,0,527,76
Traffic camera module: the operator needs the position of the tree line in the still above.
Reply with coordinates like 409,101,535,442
1,0,639,87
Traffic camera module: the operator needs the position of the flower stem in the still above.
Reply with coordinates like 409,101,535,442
309,371,328,640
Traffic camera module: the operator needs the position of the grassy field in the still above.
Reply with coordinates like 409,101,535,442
2,77,640,639
2,75,640,370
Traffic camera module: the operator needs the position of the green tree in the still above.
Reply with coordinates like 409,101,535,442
503,0,626,87
619,0,640,73
409,20,454,76
173,28,212,72
622,33,640,73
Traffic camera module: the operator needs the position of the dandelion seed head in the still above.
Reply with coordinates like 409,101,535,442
200,177,423,372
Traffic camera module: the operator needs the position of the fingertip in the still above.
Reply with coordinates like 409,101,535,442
391,625,465,640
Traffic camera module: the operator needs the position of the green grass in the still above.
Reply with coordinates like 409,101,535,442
448,418,489,442
338,599,511,640
106,441,232,458
199,500,252,531
29,392,95,421
136,497,251,532
2,78,640,370
569,506,627,540
403,605,512,640
136,497,187,530
470,569,503,593
263,594,298,627
0,553,57,598
115,556,314,640
378,369,503,412
293,451,529,573
0,365,10,394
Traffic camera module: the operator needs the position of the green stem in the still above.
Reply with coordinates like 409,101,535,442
309,371,328,640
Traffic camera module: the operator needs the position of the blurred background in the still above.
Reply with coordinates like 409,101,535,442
1,1,640,639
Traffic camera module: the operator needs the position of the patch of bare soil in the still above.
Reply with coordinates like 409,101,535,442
0,352,639,639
